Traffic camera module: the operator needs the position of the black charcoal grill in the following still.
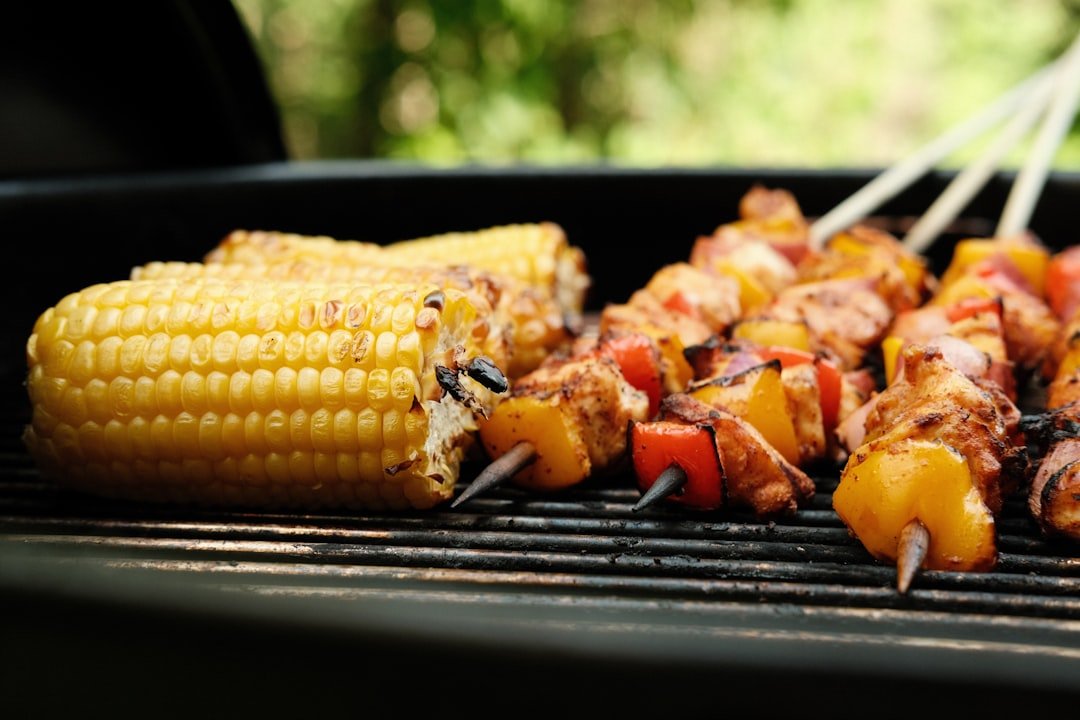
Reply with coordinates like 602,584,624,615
2,165,1080,716
3,4,1080,714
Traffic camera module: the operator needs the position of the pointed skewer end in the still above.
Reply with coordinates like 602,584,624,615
451,441,537,508
896,518,931,594
632,463,688,513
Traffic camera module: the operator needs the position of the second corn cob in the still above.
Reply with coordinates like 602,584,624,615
134,258,563,378
205,222,589,318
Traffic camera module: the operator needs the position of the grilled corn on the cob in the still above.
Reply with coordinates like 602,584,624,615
206,223,589,319
24,278,504,510
134,259,563,377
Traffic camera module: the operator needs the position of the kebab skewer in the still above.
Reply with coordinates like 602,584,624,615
465,187,933,516
834,234,1056,591
1023,246,1080,539
457,186,814,510
831,33,1080,589
630,223,931,514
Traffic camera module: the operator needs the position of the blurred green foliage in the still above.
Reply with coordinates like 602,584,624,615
235,0,1080,167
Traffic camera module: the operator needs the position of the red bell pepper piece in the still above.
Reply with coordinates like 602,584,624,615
599,332,663,416
630,421,724,509
1047,246,1080,320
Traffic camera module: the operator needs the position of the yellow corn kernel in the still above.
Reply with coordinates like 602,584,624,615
24,278,504,510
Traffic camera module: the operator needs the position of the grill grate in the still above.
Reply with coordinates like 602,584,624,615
4,377,1080,626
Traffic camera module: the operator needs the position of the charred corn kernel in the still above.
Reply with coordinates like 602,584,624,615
732,318,812,353
24,278,505,510
941,238,1049,296
833,439,996,571
136,258,569,378
194,223,587,368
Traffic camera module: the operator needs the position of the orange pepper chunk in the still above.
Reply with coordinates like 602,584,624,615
833,439,996,572
732,318,811,353
689,361,800,465
940,238,1048,297
479,396,590,491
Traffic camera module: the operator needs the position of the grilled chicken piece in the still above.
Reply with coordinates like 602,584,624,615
767,278,893,369
691,184,810,272
642,262,741,332
798,226,928,313
692,235,797,298
1000,288,1061,371
602,290,715,348
780,362,826,465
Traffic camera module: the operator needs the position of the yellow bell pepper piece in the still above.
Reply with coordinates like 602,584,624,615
830,231,926,291
710,259,772,312
833,439,996,571
930,274,997,309
941,239,1049,297
479,396,590,490
881,336,904,385
689,362,800,465
732,318,812,353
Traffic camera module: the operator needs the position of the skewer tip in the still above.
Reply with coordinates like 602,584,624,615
632,463,688,513
451,441,537,508
896,518,931,594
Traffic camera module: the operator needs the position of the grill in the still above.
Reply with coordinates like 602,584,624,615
2,165,1080,714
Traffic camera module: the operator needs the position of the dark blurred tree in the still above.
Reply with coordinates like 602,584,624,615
236,0,1080,167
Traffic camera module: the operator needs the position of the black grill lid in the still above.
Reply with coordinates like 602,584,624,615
0,3,285,178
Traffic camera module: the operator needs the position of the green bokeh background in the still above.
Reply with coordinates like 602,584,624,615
234,0,1080,167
